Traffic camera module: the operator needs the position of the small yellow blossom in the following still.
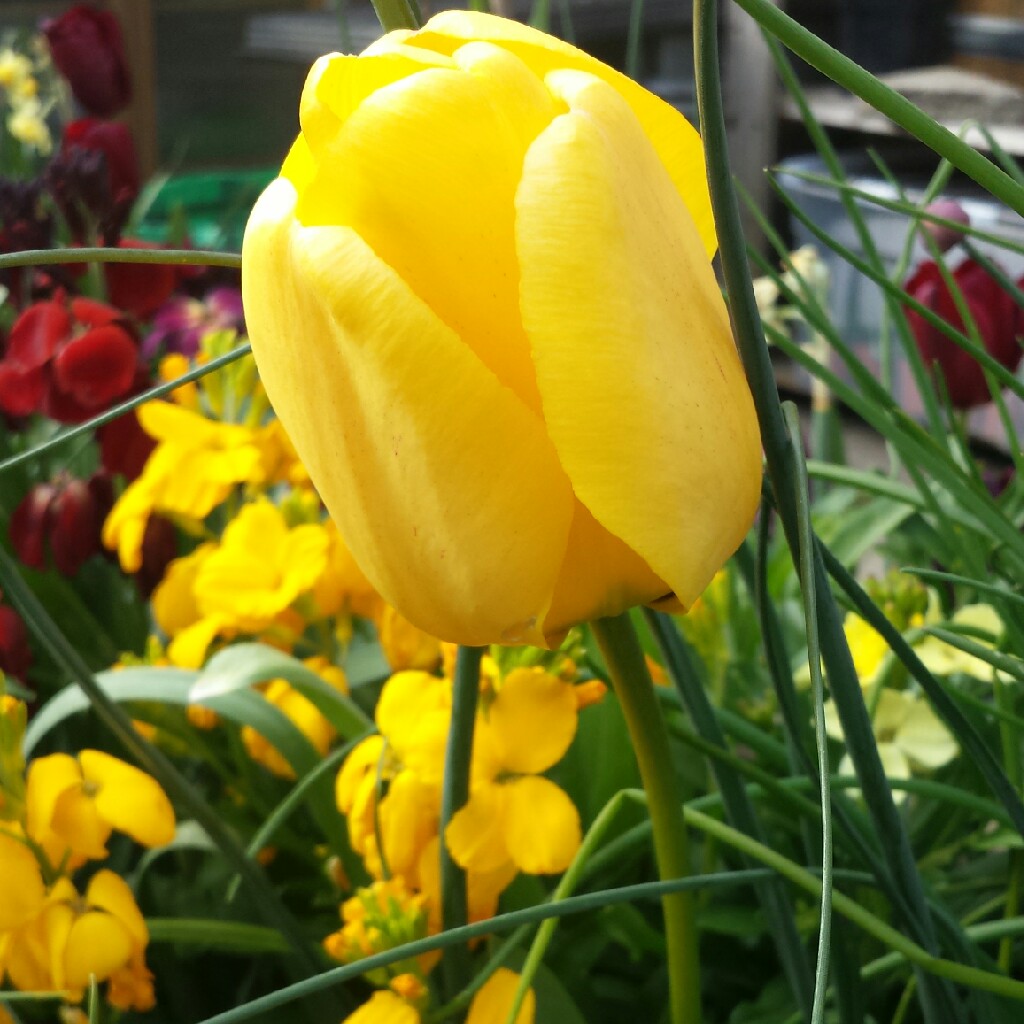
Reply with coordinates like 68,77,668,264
825,689,958,797
466,968,535,1024
25,750,175,869
243,657,349,779
376,603,442,673
158,352,202,409
446,667,581,876
7,98,51,154
0,48,32,89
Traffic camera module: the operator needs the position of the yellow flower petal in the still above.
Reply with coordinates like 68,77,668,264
243,179,574,646
445,785,513,874
376,671,450,783
502,775,580,875
152,543,216,636
467,967,535,1024
0,831,45,929
484,667,577,775
342,990,421,1024
517,69,761,613
408,9,714,257
379,769,439,882
62,910,134,991
85,870,148,950
897,698,958,770
79,750,176,849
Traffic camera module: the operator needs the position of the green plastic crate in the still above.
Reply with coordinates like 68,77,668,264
134,168,278,252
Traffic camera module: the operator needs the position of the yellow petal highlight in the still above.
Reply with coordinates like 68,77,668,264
517,70,761,611
243,180,574,646
502,775,580,875
485,667,577,775
63,911,134,991
342,990,421,1024
409,10,714,257
79,750,176,849
0,831,45,930
467,967,535,1024
445,785,513,875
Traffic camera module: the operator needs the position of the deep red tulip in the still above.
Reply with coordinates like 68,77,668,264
10,473,114,577
43,4,131,118
0,294,139,423
904,257,1024,410
0,602,31,681
62,118,140,204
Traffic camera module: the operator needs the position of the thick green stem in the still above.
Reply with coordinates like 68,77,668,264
369,0,420,32
591,614,700,1024
439,645,484,997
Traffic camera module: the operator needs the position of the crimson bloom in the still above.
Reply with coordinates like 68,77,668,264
0,295,138,422
904,257,1024,410
0,598,31,681
42,4,131,118
105,240,179,320
62,119,140,205
10,473,114,577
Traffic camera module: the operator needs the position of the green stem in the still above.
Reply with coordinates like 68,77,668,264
0,246,240,270
369,0,420,32
590,614,700,1024
439,645,484,997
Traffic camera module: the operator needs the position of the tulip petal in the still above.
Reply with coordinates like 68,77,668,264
411,9,715,256
296,56,553,414
243,180,574,646
79,749,176,848
502,775,581,874
517,71,761,611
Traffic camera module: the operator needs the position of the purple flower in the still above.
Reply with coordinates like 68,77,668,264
143,286,245,359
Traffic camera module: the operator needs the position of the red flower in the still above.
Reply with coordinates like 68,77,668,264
904,257,1024,410
42,4,131,118
0,295,138,422
62,119,140,205
0,599,31,681
9,473,114,577
97,367,157,481
105,240,178,320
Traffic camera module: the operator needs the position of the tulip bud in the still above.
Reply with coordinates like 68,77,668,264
904,257,1024,409
242,11,762,647
42,4,132,118
921,199,970,254
0,601,31,681
62,118,140,205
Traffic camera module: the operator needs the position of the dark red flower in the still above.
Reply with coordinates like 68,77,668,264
62,118,139,204
0,294,139,423
42,5,131,118
0,600,32,681
97,368,157,481
904,257,1024,410
134,515,178,598
10,473,114,577
104,240,179,320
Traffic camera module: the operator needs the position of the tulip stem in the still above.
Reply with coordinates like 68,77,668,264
440,644,484,997
590,614,701,1024
369,0,421,32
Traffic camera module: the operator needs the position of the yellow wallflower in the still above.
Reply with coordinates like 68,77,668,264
192,498,330,633
25,751,175,869
337,671,450,882
310,520,379,620
340,969,534,1024
103,402,269,573
0,48,32,89
445,667,581,876
375,603,442,673
915,603,1005,680
825,689,958,797
243,657,349,779
1,871,154,1009
0,829,46,931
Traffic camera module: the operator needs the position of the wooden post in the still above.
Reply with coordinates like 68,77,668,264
106,0,158,179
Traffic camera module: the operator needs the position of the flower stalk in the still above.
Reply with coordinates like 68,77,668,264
439,644,484,996
591,613,700,1024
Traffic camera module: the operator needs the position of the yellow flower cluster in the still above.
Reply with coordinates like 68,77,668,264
0,36,61,158
0,696,174,1012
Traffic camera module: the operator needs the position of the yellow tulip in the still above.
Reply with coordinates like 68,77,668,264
242,11,761,647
